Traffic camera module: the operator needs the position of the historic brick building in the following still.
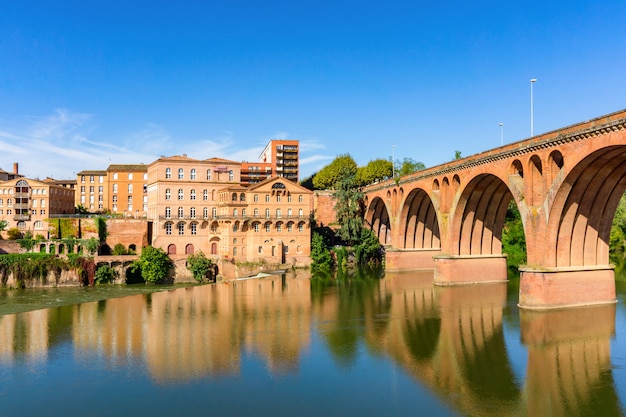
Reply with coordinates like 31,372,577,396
0,177,75,237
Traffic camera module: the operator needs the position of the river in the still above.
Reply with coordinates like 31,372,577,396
0,267,625,416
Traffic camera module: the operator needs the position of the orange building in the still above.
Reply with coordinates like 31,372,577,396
240,139,299,186
0,177,75,237
76,170,107,212
147,155,242,256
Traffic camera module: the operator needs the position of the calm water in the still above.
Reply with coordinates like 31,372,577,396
1,269,625,417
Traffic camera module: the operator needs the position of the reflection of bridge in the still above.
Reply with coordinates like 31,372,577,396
364,110,626,309
0,272,620,416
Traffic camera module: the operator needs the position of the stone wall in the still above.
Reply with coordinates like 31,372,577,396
313,191,336,227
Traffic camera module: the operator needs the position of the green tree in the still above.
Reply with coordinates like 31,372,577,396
7,228,22,240
502,201,526,268
0,220,7,238
311,232,333,270
132,246,172,283
186,251,214,282
312,154,357,190
356,159,392,186
75,204,89,214
454,150,462,160
333,171,363,245
397,157,426,177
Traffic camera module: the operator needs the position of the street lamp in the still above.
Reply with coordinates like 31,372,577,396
392,144,396,178
499,123,504,146
530,78,537,137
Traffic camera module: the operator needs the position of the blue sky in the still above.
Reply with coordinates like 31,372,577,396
1,0,625,180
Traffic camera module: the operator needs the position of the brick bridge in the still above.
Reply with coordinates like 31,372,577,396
363,109,626,309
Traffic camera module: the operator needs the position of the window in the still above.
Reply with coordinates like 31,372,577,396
233,208,238,217
277,223,282,232
212,207,217,218
298,222,304,232
276,209,281,218
240,193,245,202
265,223,271,232
165,188,171,200
287,222,293,232
232,193,237,201
229,170,234,181
165,168,172,179
100,176,104,183
190,189,196,200
191,223,197,235
178,207,184,218
178,222,185,235
258,245,263,254
287,208,292,217
113,184,118,193
233,247,238,256
288,195,292,202
254,208,259,217
143,173,148,180
98,186,103,193
128,184,133,193
178,189,184,200
233,223,239,232
299,195,303,203
89,186,94,193
265,208,270,218
165,207,171,218
113,173,118,180
191,168,196,180
40,200,45,208
34,220,43,230
178,168,184,179
166,222,172,235
206,169,212,180
112,195,118,203
254,194,258,202
265,195,270,202
203,189,208,200
299,209,303,217
277,195,281,202
203,207,208,219
90,175,95,183
242,208,247,217
254,223,259,232
190,207,196,218
128,173,133,180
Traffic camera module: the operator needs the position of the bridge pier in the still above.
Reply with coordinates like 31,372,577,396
385,248,439,271
519,266,616,310
433,254,508,285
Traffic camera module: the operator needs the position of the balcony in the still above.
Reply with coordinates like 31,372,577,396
13,214,31,221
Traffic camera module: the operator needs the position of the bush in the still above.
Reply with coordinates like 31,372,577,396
7,228,22,240
132,246,172,283
186,251,214,282
112,243,127,255
94,264,117,285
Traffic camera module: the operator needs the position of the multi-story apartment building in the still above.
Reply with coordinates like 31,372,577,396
76,164,148,217
76,170,107,212
147,155,242,255
240,139,299,186
107,164,148,217
0,177,75,237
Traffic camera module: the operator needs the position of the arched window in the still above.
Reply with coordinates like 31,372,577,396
276,209,281,218
203,189,208,200
165,188,171,200
229,170,234,181
298,208,303,217
265,222,271,232
190,189,196,200
287,208,292,217
240,193,245,201
265,208,270,218
190,223,197,235
165,222,172,235
165,168,172,179
190,207,196,218
233,208,238,217
254,208,259,217
212,207,217,218
178,189,184,200
190,168,197,180
203,207,208,218
232,192,237,201
207,169,212,180
165,206,171,218
167,244,176,254
178,222,185,235
178,206,184,218
186,244,194,254
178,168,184,179
128,184,133,193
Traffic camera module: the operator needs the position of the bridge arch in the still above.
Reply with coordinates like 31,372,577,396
546,146,626,268
399,188,440,249
365,196,391,245
450,174,513,256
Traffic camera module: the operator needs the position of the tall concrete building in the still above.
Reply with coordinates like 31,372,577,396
240,140,299,186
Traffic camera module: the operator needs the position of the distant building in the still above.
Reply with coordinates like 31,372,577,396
76,164,148,216
0,163,23,182
240,139,299,186
0,177,75,237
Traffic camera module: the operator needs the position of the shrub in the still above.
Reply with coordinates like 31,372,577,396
112,243,127,255
132,246,172,283
186,251,214,282
7,228,22,240
94,264,118,285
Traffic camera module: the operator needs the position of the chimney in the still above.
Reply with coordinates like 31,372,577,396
13,162,18,174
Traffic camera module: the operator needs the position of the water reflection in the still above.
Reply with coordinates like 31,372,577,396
0,270,624,416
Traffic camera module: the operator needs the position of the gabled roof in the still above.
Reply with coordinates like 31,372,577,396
204,157,241,165
247,176,311,193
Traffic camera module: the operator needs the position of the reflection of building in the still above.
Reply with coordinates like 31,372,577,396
241,140,299,186
0,177,75,237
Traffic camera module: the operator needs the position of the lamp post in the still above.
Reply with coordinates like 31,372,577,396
499,123,504,146
392,144,396,178
530,78,537,137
